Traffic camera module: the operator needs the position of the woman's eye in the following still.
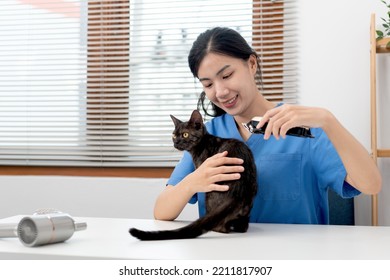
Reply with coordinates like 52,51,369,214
223,73,232,79
204,83,212,89
183,132,189,138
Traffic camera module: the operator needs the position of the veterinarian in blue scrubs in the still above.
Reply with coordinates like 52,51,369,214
154,27,382,224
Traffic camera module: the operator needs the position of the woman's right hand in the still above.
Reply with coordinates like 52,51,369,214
154,151,244,221
187,151,244,193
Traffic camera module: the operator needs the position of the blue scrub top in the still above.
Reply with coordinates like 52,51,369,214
167,113,360,224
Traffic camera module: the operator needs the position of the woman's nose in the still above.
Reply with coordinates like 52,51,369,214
215,82,229,99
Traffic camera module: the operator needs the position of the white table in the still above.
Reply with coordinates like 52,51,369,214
1,216,389,259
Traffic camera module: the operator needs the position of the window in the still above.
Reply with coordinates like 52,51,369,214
0,0,297,169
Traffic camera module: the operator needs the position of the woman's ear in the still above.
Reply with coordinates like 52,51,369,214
248,54,257,76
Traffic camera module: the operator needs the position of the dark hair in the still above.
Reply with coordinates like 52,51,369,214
188,27,262,117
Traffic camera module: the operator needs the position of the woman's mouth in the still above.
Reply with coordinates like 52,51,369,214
222,95,238,108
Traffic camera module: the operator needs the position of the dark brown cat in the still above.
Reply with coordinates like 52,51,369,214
129,109,257,240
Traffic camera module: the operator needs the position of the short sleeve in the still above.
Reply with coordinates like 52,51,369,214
166,151,198,204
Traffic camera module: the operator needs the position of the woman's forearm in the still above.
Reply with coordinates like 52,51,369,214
322,112,382,194
153,176,196,221
154,152,244,220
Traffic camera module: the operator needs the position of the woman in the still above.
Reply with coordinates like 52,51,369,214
154,27,382,224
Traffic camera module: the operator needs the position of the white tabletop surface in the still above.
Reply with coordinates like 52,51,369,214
1,216,389,260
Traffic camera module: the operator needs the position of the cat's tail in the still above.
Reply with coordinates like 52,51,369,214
129,198,238,241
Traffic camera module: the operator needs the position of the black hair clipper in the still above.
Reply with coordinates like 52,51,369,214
242,117,314,138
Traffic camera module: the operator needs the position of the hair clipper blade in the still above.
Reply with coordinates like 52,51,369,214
242,117,314,138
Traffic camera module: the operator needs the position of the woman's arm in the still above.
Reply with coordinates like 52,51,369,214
259,104,382,194
154,151,244,220
319,111,381,194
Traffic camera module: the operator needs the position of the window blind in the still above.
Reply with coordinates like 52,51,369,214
0,0,297,167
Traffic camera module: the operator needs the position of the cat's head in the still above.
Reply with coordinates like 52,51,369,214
170,110,206,151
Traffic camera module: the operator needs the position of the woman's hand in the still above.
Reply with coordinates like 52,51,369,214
257,104,330,140
153,151,245,221
188,151,244,193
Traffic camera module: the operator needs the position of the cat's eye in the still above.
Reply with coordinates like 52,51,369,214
172,134,176,139
182,132,189,138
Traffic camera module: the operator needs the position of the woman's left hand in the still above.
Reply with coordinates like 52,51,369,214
257,104,330,140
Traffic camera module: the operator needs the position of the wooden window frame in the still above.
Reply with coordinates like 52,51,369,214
0,166,173,178
253,0,285,102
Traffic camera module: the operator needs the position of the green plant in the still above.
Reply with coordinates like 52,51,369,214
376,0,390,48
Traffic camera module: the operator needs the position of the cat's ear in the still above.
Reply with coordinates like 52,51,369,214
170,115,182,128
189,110,203,129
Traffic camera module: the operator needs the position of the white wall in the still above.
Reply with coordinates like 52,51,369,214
297,0,390,225
1,0,389,226
0,176,198,221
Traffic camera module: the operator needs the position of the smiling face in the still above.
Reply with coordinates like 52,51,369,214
197,53,260,120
